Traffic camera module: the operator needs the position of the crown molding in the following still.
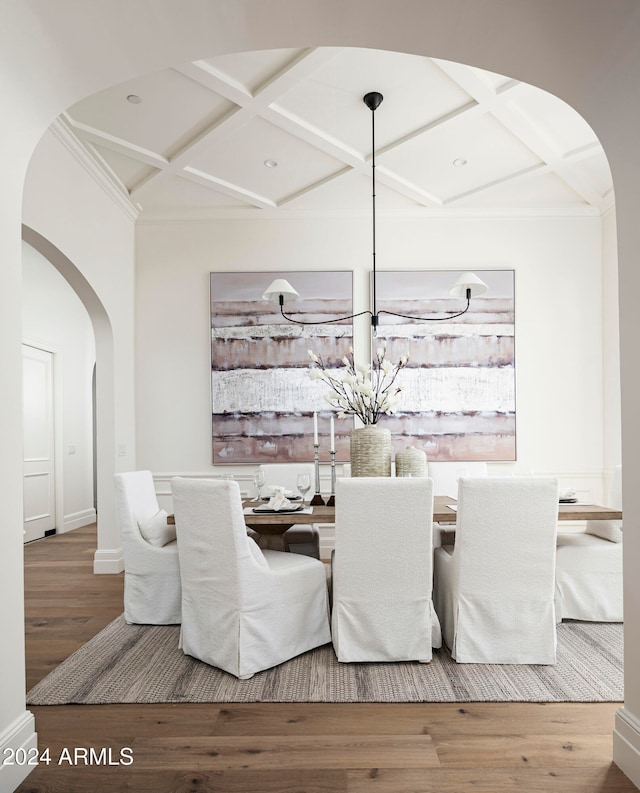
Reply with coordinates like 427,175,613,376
136,204,604,225
49,118,140,223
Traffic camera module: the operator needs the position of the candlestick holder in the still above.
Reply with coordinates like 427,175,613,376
326,450,336,506
310,443,325,505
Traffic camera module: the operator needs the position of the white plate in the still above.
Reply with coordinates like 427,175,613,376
262,486,297,498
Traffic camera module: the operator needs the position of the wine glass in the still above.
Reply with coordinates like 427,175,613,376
252,469,265,501
296,473,311,504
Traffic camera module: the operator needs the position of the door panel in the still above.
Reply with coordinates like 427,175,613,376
23,344,56,542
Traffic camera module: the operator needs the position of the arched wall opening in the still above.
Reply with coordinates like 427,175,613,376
23,38,620,668
23,41,620,680
21,225,121,573
3,5,639,790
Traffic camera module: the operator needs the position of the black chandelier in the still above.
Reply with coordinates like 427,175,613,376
262,92,488,328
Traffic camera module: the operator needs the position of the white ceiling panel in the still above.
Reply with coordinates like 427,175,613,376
134,174,248,210
507,84,599,157
453,170,587,208
276,48,474,155
380,111,543,203
575,151,615,200
189,116,347,203
68,68,236,158
198,48,306,94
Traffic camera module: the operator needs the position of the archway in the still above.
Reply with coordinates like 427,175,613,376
2,5,639,791
21,225,121,573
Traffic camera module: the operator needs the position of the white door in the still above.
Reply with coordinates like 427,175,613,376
23,344,56,542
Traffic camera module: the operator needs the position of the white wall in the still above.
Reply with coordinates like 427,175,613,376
22,127,137,571
23,127,137,467
0,152,37,793
22,241,96,532
135,213,607,502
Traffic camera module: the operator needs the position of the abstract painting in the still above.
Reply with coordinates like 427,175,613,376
211,271,353,463
372,269,515,461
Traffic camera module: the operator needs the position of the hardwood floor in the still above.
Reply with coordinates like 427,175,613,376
17,524,636,792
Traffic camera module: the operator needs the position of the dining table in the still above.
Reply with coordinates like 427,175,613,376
167,496,622,553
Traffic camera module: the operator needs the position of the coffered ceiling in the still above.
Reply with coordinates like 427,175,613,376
56,46,613,220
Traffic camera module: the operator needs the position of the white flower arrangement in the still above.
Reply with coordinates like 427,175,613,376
307,343,408,425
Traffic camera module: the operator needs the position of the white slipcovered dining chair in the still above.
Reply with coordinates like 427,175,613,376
331,477,441,663
258,463,320,558
434,477,559,664
114,470,182,625
171,477,331,679
555,465,623,622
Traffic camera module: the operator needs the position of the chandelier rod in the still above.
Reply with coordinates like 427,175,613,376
367,91,381,328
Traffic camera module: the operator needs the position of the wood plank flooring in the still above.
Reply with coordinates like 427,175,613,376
17,524,636,792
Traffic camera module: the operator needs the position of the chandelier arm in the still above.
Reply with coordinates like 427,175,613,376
279,302,373,325
377,297,471,323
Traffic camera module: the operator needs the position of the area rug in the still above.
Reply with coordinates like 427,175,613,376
26,616,623,705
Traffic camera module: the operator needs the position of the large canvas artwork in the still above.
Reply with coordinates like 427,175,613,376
211,271,353,464
373,269,515,461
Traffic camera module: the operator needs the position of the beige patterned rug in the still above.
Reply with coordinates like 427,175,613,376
26,616,623,705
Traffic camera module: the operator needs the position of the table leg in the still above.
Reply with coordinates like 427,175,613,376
245,522,294,553
258,534,288,552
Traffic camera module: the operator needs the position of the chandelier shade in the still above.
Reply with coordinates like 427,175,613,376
448,271,489,298
262,278,300,303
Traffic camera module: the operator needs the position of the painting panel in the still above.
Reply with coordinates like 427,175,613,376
211,271,353,463
372,269,515,461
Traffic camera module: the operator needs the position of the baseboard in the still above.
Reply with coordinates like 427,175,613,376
62,508,97,533
0,711,37,792
614,706,640,787
93,547,124,574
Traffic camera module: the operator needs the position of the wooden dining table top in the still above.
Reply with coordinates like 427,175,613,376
167,495,621,532
243,495,622,527
241,496,458,529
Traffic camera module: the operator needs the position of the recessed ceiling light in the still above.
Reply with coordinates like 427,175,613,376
126,94,142,104
264,159,278,168
453,158,468,167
